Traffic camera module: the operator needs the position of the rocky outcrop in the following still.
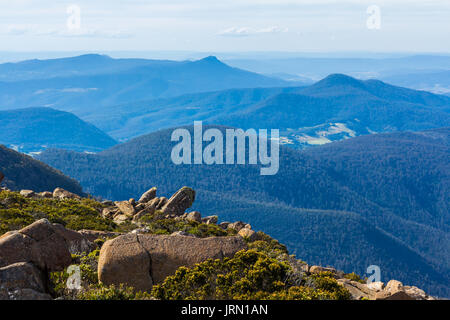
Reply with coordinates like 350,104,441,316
98,233,247,291
336,278,435,300
138,187,157,204
161,187,195,216
97,187,199,224
0,185,438,300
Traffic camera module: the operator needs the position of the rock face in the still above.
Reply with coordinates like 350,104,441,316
0,219,72,271
0,171,4,184
98,233,247,291
161,187,195,216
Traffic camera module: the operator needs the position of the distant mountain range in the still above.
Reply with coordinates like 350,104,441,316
0,145,84,194
37,126,450,297
1,55,448,150
0,107,117,153
80,73,450,145
225,54,450,92
0,55,290,113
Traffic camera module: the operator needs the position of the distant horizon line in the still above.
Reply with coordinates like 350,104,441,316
1,50,450,64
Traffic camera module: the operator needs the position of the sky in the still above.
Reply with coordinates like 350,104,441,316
0,0,449,54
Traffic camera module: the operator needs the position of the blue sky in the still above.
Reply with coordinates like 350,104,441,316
0,0,449,53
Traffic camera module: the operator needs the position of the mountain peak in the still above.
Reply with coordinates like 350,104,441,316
197,56,223,64
318,73,364,87
195,56,225,65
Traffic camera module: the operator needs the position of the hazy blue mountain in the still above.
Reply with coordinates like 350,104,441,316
0,107,117,153
81,86,302,140
81,74,450,145
0,145,84,195
0,55,290,113
37,126,450,297
0,54,164,82
225,54,450,80
383,70,450,94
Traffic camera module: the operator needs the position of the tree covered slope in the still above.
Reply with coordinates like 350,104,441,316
0,107,117,153
37,126,450,297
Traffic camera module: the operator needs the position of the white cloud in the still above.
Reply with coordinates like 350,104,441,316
0,24,133,39
218,26,289,37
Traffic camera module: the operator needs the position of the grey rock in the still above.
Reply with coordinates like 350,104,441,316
138,187,157,204
161,187,195,216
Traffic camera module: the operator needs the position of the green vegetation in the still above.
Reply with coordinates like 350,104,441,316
50,249,152,300
77,284,153,300
152,249,351,300
0,190,116,235
37,126,450,297
139,212,236,238
0,144,84,194
344,272,365,284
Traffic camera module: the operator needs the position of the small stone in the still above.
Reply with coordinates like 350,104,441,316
38,191,53,198
102,207,117,218
238,228,258,241
53,187,81,200
309,266,337,274
227,221,247,232
218,222,230,229
20,190,35,198
202,215,218,225
114,201,136,217
186,211,202,223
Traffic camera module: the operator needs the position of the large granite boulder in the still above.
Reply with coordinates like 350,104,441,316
98,233,247,292
98,233,152,292
0,219,72,271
